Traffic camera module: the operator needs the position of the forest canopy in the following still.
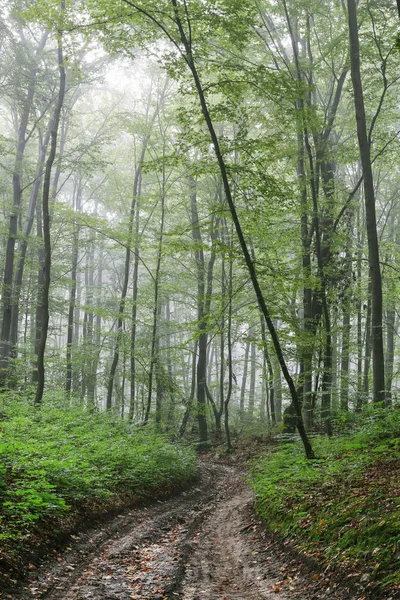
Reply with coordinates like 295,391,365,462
0,0,399,452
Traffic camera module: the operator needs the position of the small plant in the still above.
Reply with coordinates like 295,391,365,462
0,394,197,555
251,407,400,593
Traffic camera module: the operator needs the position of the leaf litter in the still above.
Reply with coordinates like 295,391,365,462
2,461,371,600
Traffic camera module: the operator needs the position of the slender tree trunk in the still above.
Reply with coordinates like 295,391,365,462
83,238,95,400
340,310,351,411
145,159,166,425
224,245,233,450
347,0,385,403
248,328,256,419
108,91,163,410
363,279,372,402
303,128,332,435
154,301,164,426
240,339,250,419
156,0,313,456
65,183,81,395
217,257,226,440
35,20,66,404
331,329,338,410
87,245,104,408
260,315,275,424
32,203,45,386
297,133,314,431
0,31,49,384
356,214,364,410
164,299,175,427
107,140,149,410
129,199,140,420
179,340,197,437
10,118,53,353
189,178,216,443
340,231,353,411
385,308,395,406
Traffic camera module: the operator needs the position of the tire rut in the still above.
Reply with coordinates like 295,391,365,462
9,463,230,600
8,461,368,600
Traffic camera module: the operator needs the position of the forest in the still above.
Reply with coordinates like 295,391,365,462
1,0,400,598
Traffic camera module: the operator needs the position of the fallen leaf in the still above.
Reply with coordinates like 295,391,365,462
273,585,281,593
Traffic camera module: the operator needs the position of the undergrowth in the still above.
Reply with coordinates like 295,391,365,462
251,406,400,593
0,393,196,564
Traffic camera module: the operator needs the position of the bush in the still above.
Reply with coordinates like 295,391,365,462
0,394,197,554
250,406,400,591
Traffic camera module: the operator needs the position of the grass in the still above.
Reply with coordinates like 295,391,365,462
250,406,400,593
0,393,197,567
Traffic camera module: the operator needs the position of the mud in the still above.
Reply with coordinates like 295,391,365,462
4,462,371,600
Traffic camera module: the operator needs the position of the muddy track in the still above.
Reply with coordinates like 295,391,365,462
7,462,369,600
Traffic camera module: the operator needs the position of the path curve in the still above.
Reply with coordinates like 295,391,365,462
9,462,364,600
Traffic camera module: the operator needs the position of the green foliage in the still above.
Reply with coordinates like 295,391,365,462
251,407,400,591
0,394,196,553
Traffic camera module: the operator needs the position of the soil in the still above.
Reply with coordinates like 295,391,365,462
2,461,375,600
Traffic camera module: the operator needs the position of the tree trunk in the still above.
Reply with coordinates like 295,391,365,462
356,214,364,410
363,279,372,402
260,315,275,424
108,89,164,410
164,299,175,427
65,183,81,395
144,161,166,425
156,0,314,457
107,128,152,410
179,340,198,437
9,118,53,354
35,21,66,404
87,244,103,407
0,30,49,383
385,305,395,407
129,199,140,420
340,232,353,411
248,328,256,419
340,310,351,411
347,0,385,403
240,339,250,419
224,245,233,450
189,178,216,444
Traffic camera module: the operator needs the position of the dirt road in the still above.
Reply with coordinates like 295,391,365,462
8,463,366,600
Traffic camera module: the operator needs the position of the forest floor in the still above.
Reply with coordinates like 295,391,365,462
3,457,372,600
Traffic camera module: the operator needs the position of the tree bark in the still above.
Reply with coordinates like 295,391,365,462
0,30,49,383
35,18,66,404
107,107,156,409
9,118,53,353
363,279,373,402
260,315,275,424
347,0,385,403
240,339,250,420
129,197,140,420
248,328,256,419
122,0,314,457
144,162,166,425
65,182,81,395
385,308,395,406
179,340,197,437
224,245,233,450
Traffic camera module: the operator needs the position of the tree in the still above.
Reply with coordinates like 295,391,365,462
0,26,49,384
34,3,67,404
347,0,385,403
105,0,315,457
